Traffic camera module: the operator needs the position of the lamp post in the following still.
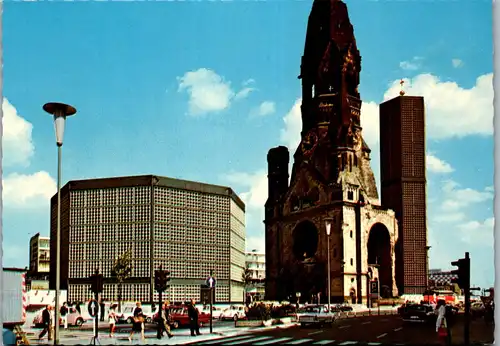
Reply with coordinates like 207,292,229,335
325,219,332,312
43,102,77,346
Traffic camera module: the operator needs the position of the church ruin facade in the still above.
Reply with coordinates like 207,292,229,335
264,0,399,304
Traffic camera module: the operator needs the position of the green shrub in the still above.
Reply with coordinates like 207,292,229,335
245,304,271,321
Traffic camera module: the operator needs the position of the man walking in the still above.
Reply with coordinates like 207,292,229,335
187,299,201,337
38,305,53,341
157,301,173,339
60,302,69,330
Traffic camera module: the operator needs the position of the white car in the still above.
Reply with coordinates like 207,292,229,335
118,305,156,324
219,305,246,321
298,305,337,327
201,306,223,319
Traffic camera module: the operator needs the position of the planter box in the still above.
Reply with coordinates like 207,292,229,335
235,319,273,328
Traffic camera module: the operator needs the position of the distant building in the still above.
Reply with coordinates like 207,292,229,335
29,233,50,275
380,95,428,295
428,269,458,286
49,175,246,304
245,249,265,300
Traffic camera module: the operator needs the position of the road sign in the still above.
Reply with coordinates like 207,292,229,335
206,276,216,288
87,299,99,318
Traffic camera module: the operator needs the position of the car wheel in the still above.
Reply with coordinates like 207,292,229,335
75,318,84,327
126,317,133,324
233,315,238,321
146,317,152,323
172,321,179,329
199,322,204,327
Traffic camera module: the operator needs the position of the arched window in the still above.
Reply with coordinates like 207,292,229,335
350,230,353,238
350,258,354,266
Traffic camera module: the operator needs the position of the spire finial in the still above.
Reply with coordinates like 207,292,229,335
399,79,406,96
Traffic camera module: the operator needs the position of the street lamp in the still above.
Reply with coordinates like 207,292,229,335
43,102,77,346
325,219,332,312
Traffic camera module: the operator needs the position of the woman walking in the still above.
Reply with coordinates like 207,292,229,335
108,304,117,337
128,302,145,342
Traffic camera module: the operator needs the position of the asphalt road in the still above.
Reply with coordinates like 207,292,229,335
187,315,494,346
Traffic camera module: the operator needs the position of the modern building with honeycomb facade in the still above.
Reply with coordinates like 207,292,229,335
49,175,246,304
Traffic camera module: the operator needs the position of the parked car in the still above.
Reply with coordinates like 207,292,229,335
117,305,156,324
33,307,88,327
331,303,353,312
201,305,223,319
400,304,436,324
167,305,211,329
298,305,336,327
219,305,246,321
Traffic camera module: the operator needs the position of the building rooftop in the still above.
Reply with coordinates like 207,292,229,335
51,174,245,211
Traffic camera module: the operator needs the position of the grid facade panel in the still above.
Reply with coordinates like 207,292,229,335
64,179,244,303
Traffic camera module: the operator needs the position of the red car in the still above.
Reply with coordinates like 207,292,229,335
167,305,211,329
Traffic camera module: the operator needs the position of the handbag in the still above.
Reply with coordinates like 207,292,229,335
438,318,448,337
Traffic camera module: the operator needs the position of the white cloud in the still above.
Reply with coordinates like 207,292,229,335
225,170,267,210
251,101,276,117
177,68,255,115
3,171,57,208
246,236,265,253
439,180,493,211
458,217,494,246
399,56,423,71
426,154,454,173
2,98,35,167
280,98,302,150
235,87,255,101
384,73,493,139
452,59,464,68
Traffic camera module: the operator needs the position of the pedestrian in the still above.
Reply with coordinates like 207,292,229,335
188,299,201,337
100,298,106,322
435,300,451,345
128,302,145,342
108,304,117,337
162,300,174,338
38,305,52,341
60,302,69,330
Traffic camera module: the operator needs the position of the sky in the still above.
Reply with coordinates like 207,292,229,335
2,1,494,290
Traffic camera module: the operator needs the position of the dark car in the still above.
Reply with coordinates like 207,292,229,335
400,304,436,324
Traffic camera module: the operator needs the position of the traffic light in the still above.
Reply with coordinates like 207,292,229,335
91,271,104,293
451,256,470,289
154,268,171,292
155,269,165,292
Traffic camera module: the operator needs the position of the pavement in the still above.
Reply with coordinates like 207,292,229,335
185,314,494,346
26,320,298,345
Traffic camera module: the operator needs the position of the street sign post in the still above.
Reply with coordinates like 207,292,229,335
206,274,216,333
89,269,103,345
87,299,99,318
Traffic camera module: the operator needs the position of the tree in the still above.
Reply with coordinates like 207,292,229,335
111,247,132,312
242,263,254,303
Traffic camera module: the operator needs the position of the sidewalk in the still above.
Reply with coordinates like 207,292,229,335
28,322,299,345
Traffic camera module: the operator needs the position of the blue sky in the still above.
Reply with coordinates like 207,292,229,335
2,1,494,290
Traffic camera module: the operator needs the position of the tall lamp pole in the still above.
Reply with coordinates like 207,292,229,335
325,219,332,312
43,102,77,346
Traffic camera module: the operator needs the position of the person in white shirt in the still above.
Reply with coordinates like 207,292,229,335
435,299,447,332
108,305,117,337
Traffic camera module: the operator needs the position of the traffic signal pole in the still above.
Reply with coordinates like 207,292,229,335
464,252,470,346
157,290,163,339
451,252,471,346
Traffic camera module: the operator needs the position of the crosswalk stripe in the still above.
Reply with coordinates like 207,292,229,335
252,337,294,345
222,336,274,345
312,340,336,345
367,343,382,345
338,342,358,345
200,335,255,345
287,339,314,344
